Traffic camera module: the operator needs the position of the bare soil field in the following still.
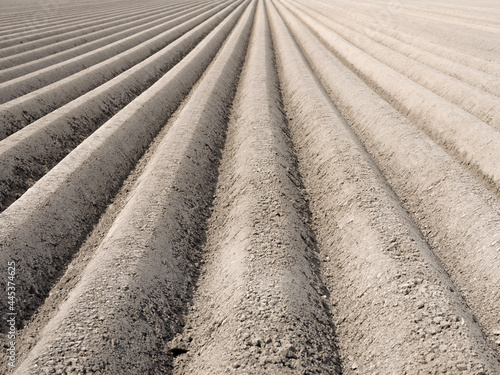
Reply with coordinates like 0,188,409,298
1,0,499,373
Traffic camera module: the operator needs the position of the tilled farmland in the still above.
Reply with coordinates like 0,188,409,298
1,0,500,373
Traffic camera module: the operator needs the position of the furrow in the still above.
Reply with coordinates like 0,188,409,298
335,0,500,50
0,0,248,335
0,2,175,49
308,0,500,78
0,1,150,32
275,0,500,356
385,12,500,60
385,4,500,33
1,1,499,374
0,0,204,70
270,1,500,374
0,0,243,213
0,0,224,104
414,0,500,12
299,0,500,97
289,0,500,127
0,5,114,33
410,0,500,17
282,0,500,198
315,0,500,64
172,1,340,373
366,0,500,27
11,2,254,373
0,0,230,134
387,0,500,18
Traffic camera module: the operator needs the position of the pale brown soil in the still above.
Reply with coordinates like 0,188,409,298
1,0,499,374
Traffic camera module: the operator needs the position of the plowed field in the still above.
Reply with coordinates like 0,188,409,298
1,0,500,373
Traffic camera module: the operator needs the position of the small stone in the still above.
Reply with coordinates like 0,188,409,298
492,329,500,336
351,362,358,370
259,355,272,365
285,345,297,359
440,320,451,328
250,337,262,347
456,363,468,371
426,326,441,335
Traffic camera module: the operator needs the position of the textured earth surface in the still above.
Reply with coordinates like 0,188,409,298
1,0,500,373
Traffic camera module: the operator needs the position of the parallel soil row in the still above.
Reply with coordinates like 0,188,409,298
283,0,500,200
0,2,181,51
173,3,339,373
302,0,500,93
0,0,224,103
0,0,241,211
0,1,203,75
1,0,499,374
292,0,500,111
11,2,254,373
270,1,498,373
311,0,500,74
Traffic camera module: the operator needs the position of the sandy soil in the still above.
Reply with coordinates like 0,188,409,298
1,0,499,373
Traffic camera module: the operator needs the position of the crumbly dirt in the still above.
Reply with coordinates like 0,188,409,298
1,0,500,374
172,3,340,373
